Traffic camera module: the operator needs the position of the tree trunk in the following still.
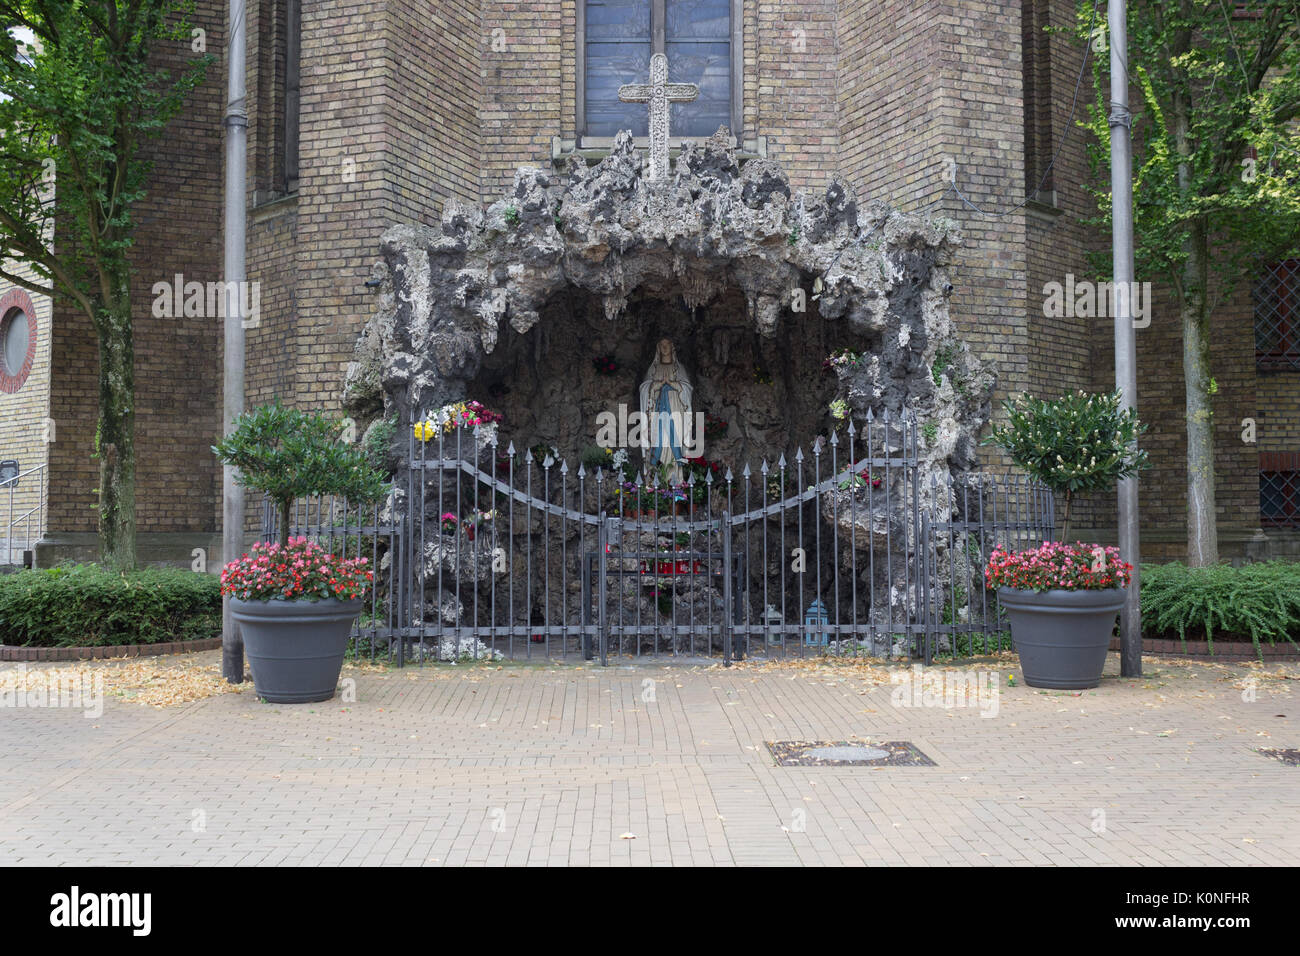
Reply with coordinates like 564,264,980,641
1182,220,1218,566
279,499,291,548
95,285,137,570
1169,57,1218,568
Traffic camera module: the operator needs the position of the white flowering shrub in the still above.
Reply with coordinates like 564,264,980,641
982,389,1148,538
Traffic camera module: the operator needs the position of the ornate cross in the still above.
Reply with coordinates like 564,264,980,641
618,53,698,182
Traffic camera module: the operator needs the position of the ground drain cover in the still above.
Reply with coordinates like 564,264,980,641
807,745,891,761
1258,748,1300,766
767,740,935,767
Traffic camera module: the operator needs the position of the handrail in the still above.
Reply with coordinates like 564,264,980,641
0,464,47,489
416,455,917,531
3,462,48,565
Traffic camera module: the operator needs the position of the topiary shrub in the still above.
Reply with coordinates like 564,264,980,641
982,389,1148,539
1140,561,1300,659
0,565,221,647
213,401,390,547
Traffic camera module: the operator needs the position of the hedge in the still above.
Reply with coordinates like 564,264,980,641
0,565,221,648
1140,561,1300,657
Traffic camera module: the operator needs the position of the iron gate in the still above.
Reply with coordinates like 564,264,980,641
264,411,1053,665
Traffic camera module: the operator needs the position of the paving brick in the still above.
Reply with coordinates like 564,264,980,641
0,649,1295,865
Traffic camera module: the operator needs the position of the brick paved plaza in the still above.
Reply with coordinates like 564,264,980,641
1,651,1296,866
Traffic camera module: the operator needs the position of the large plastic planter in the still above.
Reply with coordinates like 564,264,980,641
997,586,1125,690
230,597,362,703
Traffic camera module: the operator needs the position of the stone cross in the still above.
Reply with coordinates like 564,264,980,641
618,53,698,182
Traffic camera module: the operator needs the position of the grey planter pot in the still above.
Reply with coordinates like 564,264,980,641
230,597,362,703
998,586,1125,690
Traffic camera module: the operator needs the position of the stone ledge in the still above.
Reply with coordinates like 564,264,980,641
552,133,767,167
1110,636,1300,660
1071,526,1300,562
250,191,298,221
1,637,222,662
32,532,237,571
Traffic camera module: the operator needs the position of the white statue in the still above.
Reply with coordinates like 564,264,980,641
639,337,694,484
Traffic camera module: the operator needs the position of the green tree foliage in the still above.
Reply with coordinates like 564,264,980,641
0,1,210,568
1074,1,1300,565
212,402,391,548
983,389,1149,539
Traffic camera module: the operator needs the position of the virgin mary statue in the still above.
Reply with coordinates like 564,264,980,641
638,338,694,484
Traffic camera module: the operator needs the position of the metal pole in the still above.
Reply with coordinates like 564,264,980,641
1108,0,1141,677
221,0,248,683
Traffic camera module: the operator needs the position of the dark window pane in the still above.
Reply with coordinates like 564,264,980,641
583,0,734,137
666,40,731,136
587,0,651,40
666,0,730,39
2,310,28,376
586,42,652,136
1253,259,1300,370
1261,470,1300,527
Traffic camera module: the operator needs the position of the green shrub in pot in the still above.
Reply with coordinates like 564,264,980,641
212,402,389,703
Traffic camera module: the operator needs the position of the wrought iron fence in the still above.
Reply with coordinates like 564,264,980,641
923,472,1056,658
264,412,1054,665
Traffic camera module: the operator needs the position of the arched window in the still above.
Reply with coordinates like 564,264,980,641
1021,0,1054,202
0,290,36,393
579,0,740,142
255,0,299,200
284,0,300,192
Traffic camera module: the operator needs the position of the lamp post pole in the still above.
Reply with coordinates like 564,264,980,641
221,0,248,683
1108,0,1141,678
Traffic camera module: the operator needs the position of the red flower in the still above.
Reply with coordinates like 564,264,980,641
219,538,372,602
985,541,1130,592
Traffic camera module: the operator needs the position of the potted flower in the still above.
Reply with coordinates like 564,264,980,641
615,483,635,517
465,508,497,541
213,402,389,703
220,539,374,702
985,542,1133,689
838,466,882,491
822,348,862,374
415,400,503,444
982,389,1147,688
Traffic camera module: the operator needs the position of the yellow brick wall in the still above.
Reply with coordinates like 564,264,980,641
47,4,226,535
31,0,1281,560
0,272,52,557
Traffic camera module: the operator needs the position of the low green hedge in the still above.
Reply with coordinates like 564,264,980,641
0,564,221,648
1140,560,1300,657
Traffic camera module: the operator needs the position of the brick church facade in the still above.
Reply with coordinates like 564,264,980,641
3,0,1296,566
